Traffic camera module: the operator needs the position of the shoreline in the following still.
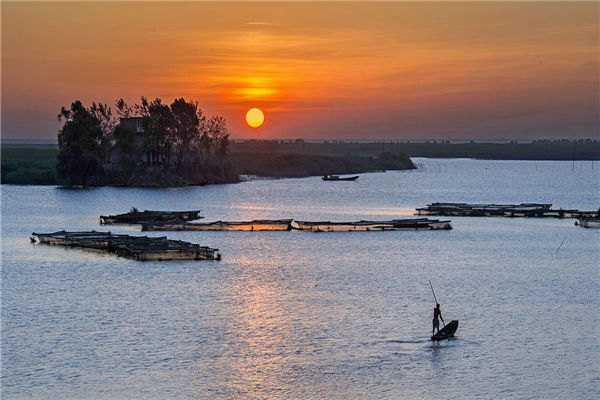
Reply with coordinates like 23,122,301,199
1,146,416,186
3,140,599,186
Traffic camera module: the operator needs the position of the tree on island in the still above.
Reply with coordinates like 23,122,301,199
57,101,108,186
142,97,175,166
170,98,203,172
207,116,230,157
57,97,232,186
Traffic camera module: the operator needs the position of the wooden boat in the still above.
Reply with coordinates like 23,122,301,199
576,217,600,228
142,219,294,231
31,230,220,261
291,218,451,232
100,209,202,225
322,175,359,181
431,320,459,341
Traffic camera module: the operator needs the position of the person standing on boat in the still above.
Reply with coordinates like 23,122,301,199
432,303,444,335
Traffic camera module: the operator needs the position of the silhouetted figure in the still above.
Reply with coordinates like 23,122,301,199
432,303,444,335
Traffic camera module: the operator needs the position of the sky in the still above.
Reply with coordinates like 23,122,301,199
2,1,599,140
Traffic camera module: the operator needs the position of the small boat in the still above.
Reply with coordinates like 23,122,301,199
576,217,600,228
322,175,359,181
431,320,459,341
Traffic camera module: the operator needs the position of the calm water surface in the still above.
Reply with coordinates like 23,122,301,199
2,159,599,399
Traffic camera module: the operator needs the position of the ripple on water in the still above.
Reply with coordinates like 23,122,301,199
2,159,599,398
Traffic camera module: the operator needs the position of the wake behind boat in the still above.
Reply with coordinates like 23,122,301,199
322,174,359,181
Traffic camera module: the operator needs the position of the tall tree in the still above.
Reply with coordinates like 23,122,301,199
115,98,133,118
88,102,114,160
143,98,174,166
89,102,115,136
170,98,202,171
57,101,106,186
207,116,230,157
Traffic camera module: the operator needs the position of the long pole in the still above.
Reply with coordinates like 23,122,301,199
555,236,567,254
429,280,438,304
429,280,447,333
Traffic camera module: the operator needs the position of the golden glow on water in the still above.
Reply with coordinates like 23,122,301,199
226,248,296,395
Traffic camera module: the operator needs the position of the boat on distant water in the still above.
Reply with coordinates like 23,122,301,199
576,217,600,228
322,175,359,181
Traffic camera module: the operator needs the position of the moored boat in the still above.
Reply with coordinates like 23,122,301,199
322,175,359,181
576,217,600,228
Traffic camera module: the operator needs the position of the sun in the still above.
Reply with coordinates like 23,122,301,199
246,108,264,128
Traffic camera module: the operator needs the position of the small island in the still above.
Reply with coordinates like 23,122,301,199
1,97,416,187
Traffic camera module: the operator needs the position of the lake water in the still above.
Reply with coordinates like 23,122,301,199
2,158,599,399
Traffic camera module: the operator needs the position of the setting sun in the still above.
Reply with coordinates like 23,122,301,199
246,108,264,128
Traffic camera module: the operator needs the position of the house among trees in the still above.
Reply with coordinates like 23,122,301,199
120,117,144,134
57,97,230,186
109,117,151,168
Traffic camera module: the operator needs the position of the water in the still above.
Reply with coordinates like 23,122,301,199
2,158,599,399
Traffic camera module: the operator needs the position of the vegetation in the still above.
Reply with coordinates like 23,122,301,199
6,139,597,186
1,145,58,184
57,101,108,186
231,139,600,160
52,97,231,186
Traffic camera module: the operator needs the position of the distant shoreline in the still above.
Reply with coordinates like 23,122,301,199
1,143,416,186
2,140,599,186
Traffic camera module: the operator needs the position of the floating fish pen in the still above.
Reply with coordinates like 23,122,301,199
291,218,451,232
31,231,220,261
416,203,599,219
575,217,600,229
100,209,202,225
142,219,293,231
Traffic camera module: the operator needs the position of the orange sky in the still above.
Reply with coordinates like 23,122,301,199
2,1,598,140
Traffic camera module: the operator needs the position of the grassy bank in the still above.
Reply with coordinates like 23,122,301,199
1,144,58,184
1,143,414,185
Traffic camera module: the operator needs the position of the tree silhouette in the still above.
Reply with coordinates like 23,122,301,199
171,98,202,172
208,116,230,157
142,98,174,166
57,101,106,186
